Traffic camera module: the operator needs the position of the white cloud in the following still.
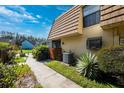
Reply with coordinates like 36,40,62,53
26,29,32,33
7,5,26,12
0,6,38,23
0,6,34,20
31,20,39,23
0,18,14,26
36,15,42,18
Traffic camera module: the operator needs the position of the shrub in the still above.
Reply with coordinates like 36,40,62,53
12,44,20,51
32,45,49,61
76,52,99,80
0,49,16,64
0,42,16,64
97,46,124,74
0,63,33,88
97,46,124,85
0,42,10,60
0,63,16,88
46,61,114,88
19,49,26,57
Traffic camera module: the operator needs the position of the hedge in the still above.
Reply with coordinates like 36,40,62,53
32,45,49,61
97,46,124,74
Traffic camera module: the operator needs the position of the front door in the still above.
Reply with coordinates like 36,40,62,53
52,40,61,48
49,40,62,61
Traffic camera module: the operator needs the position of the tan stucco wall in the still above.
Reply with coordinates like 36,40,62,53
61,24,117,56
48,5,124,57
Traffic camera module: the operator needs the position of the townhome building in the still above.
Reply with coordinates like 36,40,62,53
48,5,124,57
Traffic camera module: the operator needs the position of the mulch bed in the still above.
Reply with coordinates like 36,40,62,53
15,73,40,88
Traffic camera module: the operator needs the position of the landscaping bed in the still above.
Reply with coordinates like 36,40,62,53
14,64,42,88
0,63,42,88
46,61,114,88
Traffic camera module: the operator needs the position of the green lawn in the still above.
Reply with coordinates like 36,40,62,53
0,42,10,49
34,84,43,88
14,57,26,63
46,61,114,88
22,50,32,53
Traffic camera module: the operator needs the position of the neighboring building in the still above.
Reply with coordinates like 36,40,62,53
0,37,14,44
48,5,124,56
21,40,34,50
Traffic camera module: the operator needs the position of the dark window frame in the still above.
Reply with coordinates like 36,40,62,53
83,6,100,28
86,37,102,50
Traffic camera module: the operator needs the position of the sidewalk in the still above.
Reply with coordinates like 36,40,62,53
26,54,81,88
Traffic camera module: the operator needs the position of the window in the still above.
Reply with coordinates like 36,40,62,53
52,40,61,48
87,37,102,49
83,5,100,27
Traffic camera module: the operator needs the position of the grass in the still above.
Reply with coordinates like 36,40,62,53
34,84,43,88
46,61,114,88
14,57,26,63
13,64,31,77
22,49,32,53
0,42,10,49
0,42,9,46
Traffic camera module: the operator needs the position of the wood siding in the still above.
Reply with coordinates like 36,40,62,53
100,5,124,28
48,5,83,40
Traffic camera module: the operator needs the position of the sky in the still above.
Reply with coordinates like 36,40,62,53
0,5,73,38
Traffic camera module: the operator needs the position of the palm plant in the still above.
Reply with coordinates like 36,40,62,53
76,52,99,80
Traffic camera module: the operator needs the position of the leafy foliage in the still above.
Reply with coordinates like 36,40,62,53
97,46,124,86
0,63,16,88
14,57,26,63
97,46,124,74
76,53,99,80
32,45,49,61
0,42,16,64
47,61,113,88
2,50,15,64
19,51,26,57
13,64,31,77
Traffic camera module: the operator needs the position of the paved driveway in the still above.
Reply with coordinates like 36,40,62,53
26,54,81,88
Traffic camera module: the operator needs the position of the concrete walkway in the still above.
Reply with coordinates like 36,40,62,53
26,54,81,88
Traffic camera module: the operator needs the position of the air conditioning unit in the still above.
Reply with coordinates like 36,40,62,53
63,52,74,65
